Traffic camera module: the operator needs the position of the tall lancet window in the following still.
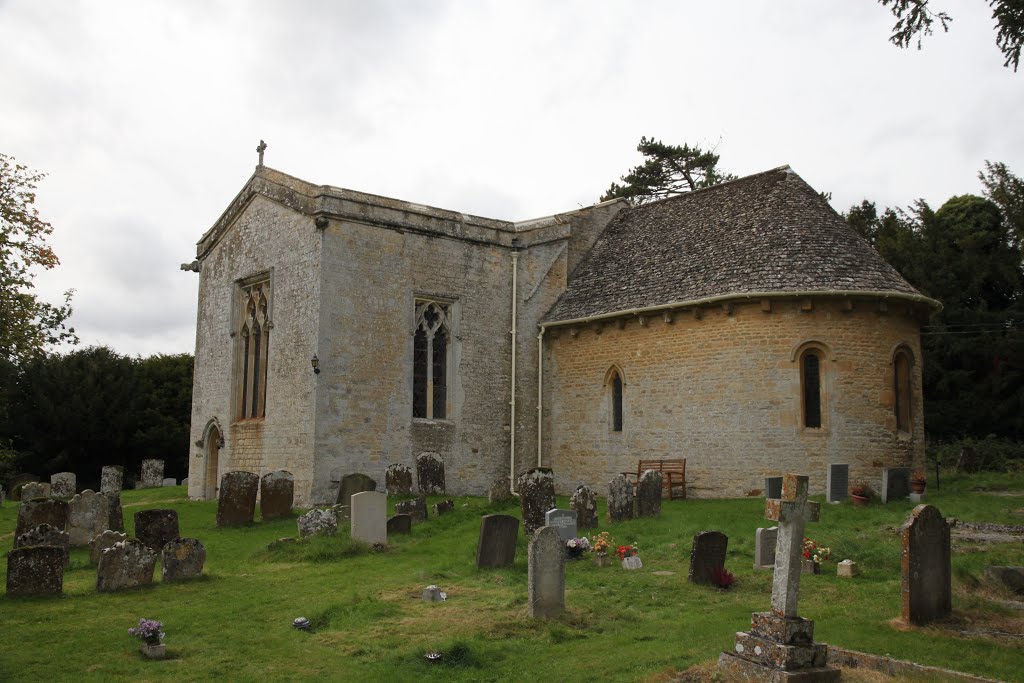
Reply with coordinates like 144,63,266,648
413,299,451,420
237,276,271,420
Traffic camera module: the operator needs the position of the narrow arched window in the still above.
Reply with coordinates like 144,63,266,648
237,276,271,420
802,351,822,429
612,372,623,432
894,350,912,432
413,300,451,420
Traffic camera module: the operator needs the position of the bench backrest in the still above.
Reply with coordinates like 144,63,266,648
636,459,685,476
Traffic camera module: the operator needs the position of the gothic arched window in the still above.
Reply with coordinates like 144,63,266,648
894,348,913,433
413,300,451,420
237,276,270,420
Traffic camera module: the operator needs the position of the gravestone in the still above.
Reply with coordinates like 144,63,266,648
900,504,951,625
637,470,663,517
545,508,577,543
297,509,337,538
432,499,455,515
387,514,412,535
837,559,859,578
350,491,387,545
827,464,849,503
528,526,565,618
216,471,259,526
181,477,188,487
688,531,729,584
754,526,778,570
134,509,180,552
336,473,377,514
518,468,556,535
488,477,512,504
9,473,39,500
161,538,207,581
395,497,427,523
67,490,111,547
607,474,634,523
16,523,70,568
764,476,783,500
385,464,413,495
162,478,177,487
140,459,164,488
260,470,294,521
20,481,50,501
107,493,124,532
883,467,912,504
90,530,127,564
6,546,64,597
476,514,519,569
96,539,156,592
16,498,69,537
100,465,124,495
50,472,76,498
718,473,839,681
569,484,598,530
416,452,445,494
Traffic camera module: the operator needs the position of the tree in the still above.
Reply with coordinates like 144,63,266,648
0,153,77,364
879,0,1024,71
600,137,735,204
979,160,1024,248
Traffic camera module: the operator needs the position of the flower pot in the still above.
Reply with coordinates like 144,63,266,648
140,642,166,659
851,493,869,507
621,555,643,570
910,480,926,495
593,553,611,567
802,560,820,575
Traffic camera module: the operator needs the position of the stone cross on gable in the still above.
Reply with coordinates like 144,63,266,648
765,473,820,618
256,140,267,166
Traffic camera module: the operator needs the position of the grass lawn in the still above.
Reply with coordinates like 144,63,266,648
1,471,1023,682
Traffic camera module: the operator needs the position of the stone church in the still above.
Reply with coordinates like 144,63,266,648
183,161,938,507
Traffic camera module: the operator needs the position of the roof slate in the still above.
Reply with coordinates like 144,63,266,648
543,166,925,323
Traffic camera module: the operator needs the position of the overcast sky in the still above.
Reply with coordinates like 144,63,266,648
2,1,1021,357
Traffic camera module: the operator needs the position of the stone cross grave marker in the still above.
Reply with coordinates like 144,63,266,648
528,526,565,618
385,464,413,495
6,546,65,597
518,468,555,535
827,464,849,503
350,491,387,545
688,531,729,584
260,470,294,521
50,472,76,498
765,473,821,618
416,452,446,494
217,471,259,526
882,467,912,504
545,508,577,543
476,514,519,569
607,473,634,522
387,514,412,535
754,526,778,570
134,509,180,553
901,504,951,625
637,470,663,517
764,476,783,500
100,465,124,495
569,484,598,530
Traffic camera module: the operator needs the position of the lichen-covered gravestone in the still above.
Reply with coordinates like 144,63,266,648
688,531,729,584
297,509,337,538
90,530,127,564
161,538,206,581
6,546,65,597
16,523,70,568
518,468,556,535
476,514,519,569
528,526,565,618
67,490,111,547
16,498,69,537
637,470,663,517
387,514,412,535
260,470,294,521
350,491,387,546
395,497,427,523
607,474,634,523
100,465,124,495
134,509,180,552
570,484,598,530
140,459,164,488
432,499,455,515
20,482,49,501
901,504,951,625
50,472,76,498
217,471,259,527
384,464,413,495
487,477,512,504
96,539,156,592
416,452,445,494
754,526,778,570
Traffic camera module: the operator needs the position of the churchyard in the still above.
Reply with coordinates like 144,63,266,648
1,471,1023,682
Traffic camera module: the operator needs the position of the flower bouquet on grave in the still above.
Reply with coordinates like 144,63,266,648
801,537,831,574
617,543,642,570
565,536,591,560
129,618,166,659
590,531,614,567
911,469,927,494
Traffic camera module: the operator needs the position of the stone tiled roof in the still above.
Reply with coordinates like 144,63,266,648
543,166,931,324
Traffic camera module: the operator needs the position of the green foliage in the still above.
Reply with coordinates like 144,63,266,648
600,137,735,204
0,153,77,364
928,435,1024,472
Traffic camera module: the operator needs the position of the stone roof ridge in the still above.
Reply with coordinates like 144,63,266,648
512,197,630,232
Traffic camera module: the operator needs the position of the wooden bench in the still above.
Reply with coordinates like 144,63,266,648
622,459,686,500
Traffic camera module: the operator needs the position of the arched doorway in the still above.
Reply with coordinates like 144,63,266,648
205,426,221,500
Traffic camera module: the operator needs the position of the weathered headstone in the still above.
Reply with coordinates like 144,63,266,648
883,467,912,504
487,476,512,504
16,498,69,537
107,493,124,532
385,464,413,495
764,476,783,500
688,531,729,584
6,546,64,597
827,464,849,503
161,538,207,581
432,499,455,515
718,473,839,681
297,509,337,538
217,471,259,526
16,523,70,568
754,526,778,570
476,514,519,569
387,514,412,535
162,478,177,487
336,473,377,514
140,459,164,488
900,504,951,625
545,508,577,543
260,470,294,521
89,530,127,564
67,490,111,547
96,539,157,592
100,465,124,495
637,470,663,517
569,484,598,530
395,497,427,523
528,526,565,618
518,468,555,535
50,472,76,498
416,452,446,494
20,481,50,501
9,473,39,500
607,473,634,523
351,491,387,545
134,509,180,552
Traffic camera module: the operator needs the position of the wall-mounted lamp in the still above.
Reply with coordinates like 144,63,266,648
311,354,320,374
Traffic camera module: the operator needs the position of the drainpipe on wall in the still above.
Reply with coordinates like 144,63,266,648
537,326,545,468
509,247,520,496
